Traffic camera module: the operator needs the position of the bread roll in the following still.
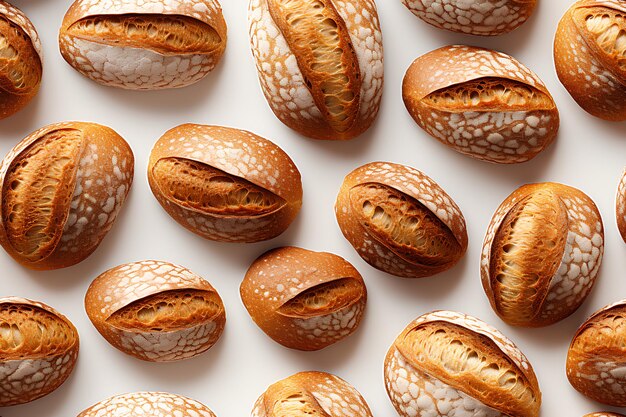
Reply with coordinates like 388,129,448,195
241,246,366,351
567,300,626,406
59,0,227,90
402,0,536,36
481,182,604,327
78,392,217,417
148,124,302,243
403,45,559,164
248,0,384,140
584,414,626,417
617,170,626,243
554,1,626,121
0,1,42,119
0,122,134,270
335,161,467,278
0,297,79,406
85,260,225,362
252,371,373,417
385,310,541,417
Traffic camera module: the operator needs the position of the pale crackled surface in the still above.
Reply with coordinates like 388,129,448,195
0,297,79,406
481,183,604,326
85,260,225,362
617,170,626,242
79,392,217,417
252,372,372,417
59,0,226,90
248,0,384,140
335,162,467,278
402,0,535,36
148,125,302,243
404,46,558,164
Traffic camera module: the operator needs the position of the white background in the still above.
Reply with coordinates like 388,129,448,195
1,0,625,416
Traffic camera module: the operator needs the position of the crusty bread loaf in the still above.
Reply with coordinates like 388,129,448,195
335,161,467,278
0,297,79,406
148,124,302,243
481,182,604,327
555,1,626,121
385,310,541,417
0,122,134,270
252,371,373,417
567,300,626,406
617,170,626,243
241,246,366,351
78,392,217,417
0,1,42,119
248,0,383,140
402,0,537,36
85,260,225,362
403,45,559,164
59,0,227,90
584,414,626,417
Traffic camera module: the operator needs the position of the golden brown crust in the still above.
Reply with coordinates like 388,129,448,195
252,371,373,417
555,0,626,120
248,0,383,140
0,1,42,119
481,183,604,327
78,392,217,417
403,45,559,164
0,122,134,270
584,413,626,417
617,169,626,243
85,260,225,362
384,311,541,417
335,161,467,278
567,300,626,406
148,124,302,243
0,297,79,406
241,246,366,351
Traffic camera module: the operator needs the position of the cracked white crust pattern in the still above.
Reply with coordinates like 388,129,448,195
0,1,42,59
335,161,467,278
59,0,226,90
252,372,373,417
481,183,604,326
404,46,558,164
617,169,626,243
79,392,217,417
248,0,384,140
402,0,535,36
554,0,626,120
385,349,503,417
0,297,79,406
0,122,134,270
85,260,225,362
148,124,302,243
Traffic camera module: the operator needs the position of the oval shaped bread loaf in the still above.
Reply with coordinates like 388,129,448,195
148,124,302,243
481,182,604,327
385,310,541,417
335,161,467,278
0,297,79,406
402,0,537,36
252,371,373,417
0,1,42,119
85,260,225,362
617,170,626,243
78,392,217,417
248,0,384,140
0,122,134,270
567,300,626,406
59,0,227,90
241,246,366,351
403,45,559,164
555,1,626,121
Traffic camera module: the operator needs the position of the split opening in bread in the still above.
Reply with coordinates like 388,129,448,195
579,7,626,72
67,14,222,54
152,157,285,217
2,129,83,262
572,308,626,355
278,278,363,317
0,16,42,92
422,77,553,111
267,0,361,132
271,390,325,417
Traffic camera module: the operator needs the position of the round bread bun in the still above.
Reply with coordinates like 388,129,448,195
78,392,217,417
